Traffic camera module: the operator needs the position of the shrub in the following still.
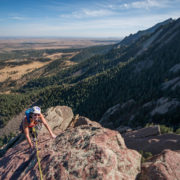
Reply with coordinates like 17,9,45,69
139,150,153,163
175,128,180,134
160,125,173,134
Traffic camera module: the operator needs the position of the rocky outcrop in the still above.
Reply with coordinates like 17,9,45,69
161,77,180,90
169,63,180,73
70,116,102,128
0,127,141,180
40,106,74,133
0,106,142,180
41,106,101,133
139,150,180,180
1,105,180,179
122,126,180,155
100,99,136,129
150,97,180,116
122,126,160,138
49,126,141,180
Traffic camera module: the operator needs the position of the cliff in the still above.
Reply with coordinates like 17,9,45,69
0,106,180,180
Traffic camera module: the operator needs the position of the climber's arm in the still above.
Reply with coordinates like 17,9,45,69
23,121,33,148
40,114,56,138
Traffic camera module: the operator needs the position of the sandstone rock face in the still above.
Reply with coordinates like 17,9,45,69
122,126,180,155
48,126,141,180
0,125,141,180
139,150,180,180
40,106,74,133
123,126,160,138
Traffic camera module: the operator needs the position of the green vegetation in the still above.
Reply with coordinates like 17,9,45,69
139,150,153,163
71,45,113,62
160,125,173,134
0,92,38,128
175,128,180,134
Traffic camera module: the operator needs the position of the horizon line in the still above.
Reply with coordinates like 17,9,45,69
0,36,124,40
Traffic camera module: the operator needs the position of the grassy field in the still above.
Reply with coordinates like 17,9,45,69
0,52,77,83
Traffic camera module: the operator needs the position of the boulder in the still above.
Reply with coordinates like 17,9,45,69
138,149,180,180
40,106,74,134
72,116,102,128
0,124,141,180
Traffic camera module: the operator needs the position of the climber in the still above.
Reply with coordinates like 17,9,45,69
23,106,56,149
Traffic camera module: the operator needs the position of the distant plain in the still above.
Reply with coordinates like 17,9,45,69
0,38,120,52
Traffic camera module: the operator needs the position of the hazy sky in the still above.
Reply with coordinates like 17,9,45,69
0,0,180,38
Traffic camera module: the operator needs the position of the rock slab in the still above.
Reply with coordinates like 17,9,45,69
122,127,180,155
0,126,141,180
139,149,180,180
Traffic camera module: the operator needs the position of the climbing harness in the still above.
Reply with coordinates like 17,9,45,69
32,127,43,180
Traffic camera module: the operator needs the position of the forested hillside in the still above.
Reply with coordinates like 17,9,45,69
0,18,180,133
70,44,113,62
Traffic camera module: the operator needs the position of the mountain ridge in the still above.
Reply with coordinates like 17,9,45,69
117,18,174,47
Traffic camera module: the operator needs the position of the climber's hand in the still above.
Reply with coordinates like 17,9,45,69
51,133,57,139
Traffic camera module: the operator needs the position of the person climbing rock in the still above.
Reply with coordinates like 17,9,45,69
23,106,56,149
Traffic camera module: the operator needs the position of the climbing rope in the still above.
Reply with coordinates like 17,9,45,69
32,127,43,180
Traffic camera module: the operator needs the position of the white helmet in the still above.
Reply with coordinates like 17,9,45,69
32,106,41,114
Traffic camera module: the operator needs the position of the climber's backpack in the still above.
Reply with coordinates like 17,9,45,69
25,108,32,124
19,108,32,133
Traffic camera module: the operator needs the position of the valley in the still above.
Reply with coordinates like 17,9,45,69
0,38,117,93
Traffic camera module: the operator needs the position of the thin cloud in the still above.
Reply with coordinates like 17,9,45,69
102,0,173,10
10,16,26,20
83,9,113,17
60,9,114,19
124,0,161,9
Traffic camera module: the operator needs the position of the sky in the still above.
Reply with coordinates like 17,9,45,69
0,0,180,38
